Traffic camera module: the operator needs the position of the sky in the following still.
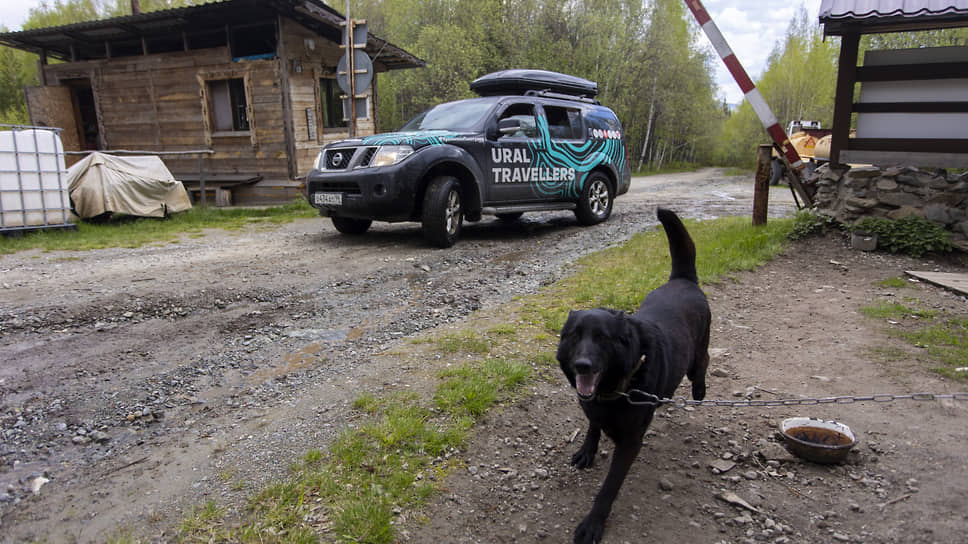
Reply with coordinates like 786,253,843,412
1,0,823,105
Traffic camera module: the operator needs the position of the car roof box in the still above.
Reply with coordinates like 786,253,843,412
470,69,598,98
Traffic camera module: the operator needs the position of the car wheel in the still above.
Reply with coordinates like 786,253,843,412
575,172,613,226
496,212,523,222
769,159,784,185
422,176,463,248
331,216,372,235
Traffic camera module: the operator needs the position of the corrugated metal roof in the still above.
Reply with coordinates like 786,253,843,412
819,0,968,34
820,0,968,19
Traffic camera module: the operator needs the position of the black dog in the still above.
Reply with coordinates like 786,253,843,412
556,208,710,544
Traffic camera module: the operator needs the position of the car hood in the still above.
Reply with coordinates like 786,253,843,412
328,130,475,150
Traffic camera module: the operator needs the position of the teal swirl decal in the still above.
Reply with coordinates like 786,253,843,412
527,116,625,199
361,131,459,147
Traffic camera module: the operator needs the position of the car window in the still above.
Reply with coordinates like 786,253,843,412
400,100,493,131
497,103,538,139
544,105,583,140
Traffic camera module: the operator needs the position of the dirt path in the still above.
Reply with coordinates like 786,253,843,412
2,168,966,543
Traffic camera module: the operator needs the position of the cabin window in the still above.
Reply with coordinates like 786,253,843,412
208,78,249,132
320,78,347,129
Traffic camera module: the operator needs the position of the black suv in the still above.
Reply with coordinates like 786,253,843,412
305,69,631,247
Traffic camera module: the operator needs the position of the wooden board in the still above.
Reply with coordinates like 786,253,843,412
905,271,968,296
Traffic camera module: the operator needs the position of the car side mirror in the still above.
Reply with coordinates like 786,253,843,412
498,118,521,136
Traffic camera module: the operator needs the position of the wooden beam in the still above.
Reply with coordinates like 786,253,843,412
276,14,297,179
856,62,968,82
830,32,859,166
847,138,968,154
853,102,968,113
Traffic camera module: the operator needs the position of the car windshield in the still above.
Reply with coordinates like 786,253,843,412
399,99,493,132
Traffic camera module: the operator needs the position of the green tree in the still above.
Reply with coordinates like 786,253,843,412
714,6,838,167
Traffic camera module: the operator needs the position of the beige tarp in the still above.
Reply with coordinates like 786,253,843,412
67,152,192,218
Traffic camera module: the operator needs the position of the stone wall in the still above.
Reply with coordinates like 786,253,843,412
812,165,968,250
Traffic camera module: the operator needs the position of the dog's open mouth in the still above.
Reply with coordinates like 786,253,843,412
575,372,601,399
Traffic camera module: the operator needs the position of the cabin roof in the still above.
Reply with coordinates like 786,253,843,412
0,0,424,70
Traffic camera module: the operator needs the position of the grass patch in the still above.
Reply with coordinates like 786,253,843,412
173,214,798,543
434,330,490,354
0,199,316,255
525,215,794,331
436,359,531,417
900,316,968,381
875,277,910,289
860,301,937,321
861,300,968,382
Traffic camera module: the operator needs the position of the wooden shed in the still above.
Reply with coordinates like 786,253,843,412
0,0,424,204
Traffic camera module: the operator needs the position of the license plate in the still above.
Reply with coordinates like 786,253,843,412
314,192,342,206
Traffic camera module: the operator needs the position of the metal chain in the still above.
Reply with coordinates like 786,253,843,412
615,390,968,408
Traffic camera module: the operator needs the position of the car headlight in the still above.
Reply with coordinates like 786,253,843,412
313,151,325,170
370,145,414,167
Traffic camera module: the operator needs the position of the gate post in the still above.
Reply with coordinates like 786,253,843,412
753,144,771,226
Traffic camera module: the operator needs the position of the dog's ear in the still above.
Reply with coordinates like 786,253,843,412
619,316,645,375
557,311,578,388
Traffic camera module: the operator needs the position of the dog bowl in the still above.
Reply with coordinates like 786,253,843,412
779,417,857,464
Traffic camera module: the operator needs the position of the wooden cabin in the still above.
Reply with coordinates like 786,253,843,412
0,0,424,204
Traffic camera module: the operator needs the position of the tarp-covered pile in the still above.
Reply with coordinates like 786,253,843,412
67,152,192,218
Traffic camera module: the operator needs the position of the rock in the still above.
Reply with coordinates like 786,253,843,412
758,442,798,463
658,476,674,491
875,179,898,191
887,206,922,220
743,470,759,480
709,459,736,474
716,491,761,513
90,430,110,443
924,204,953,225
879,191,922,208
29,476,49,494
710,367,730,378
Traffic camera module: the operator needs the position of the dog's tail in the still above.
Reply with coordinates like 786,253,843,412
657,208,698,284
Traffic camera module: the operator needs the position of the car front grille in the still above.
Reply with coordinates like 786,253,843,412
313,180,361,194
322,146,379,170
324,148,355,170
358,147,377,167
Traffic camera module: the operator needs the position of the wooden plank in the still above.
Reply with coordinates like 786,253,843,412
847,138,968,154
906,271,968,297
840,150,968,169
857,62,968,82
853,102,968,113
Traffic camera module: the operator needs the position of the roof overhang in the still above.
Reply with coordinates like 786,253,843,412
0,0,424,71
819,0,968,35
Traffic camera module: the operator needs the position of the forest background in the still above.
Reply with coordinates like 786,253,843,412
1,0,966,170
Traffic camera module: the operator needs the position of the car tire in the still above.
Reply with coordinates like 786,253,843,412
496,212,523,222
769,159,784,185
575,172,613,226
331,216,372,235
422,176,463,248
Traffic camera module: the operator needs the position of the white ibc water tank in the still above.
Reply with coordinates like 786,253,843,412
0,126,74,232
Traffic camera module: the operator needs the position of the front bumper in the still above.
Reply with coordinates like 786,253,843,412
305,158,426,222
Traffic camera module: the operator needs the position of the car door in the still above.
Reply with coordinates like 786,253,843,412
485,101,543,204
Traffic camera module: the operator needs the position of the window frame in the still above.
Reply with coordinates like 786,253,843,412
197,71,256,147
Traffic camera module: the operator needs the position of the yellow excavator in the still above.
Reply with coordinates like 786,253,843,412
770,120,832,185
